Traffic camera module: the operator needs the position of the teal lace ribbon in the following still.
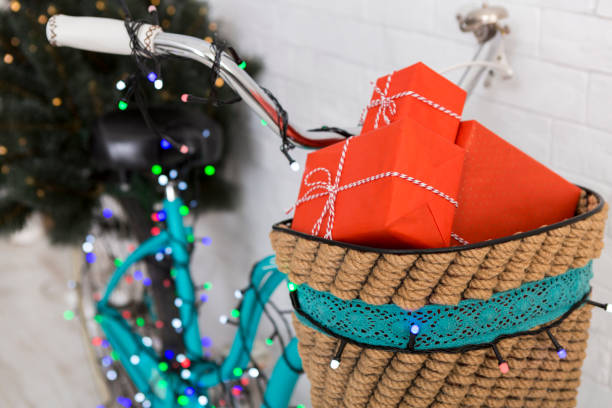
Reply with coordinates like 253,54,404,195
293,261,592,351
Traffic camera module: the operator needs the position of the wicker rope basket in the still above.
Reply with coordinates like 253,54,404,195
270,189,608,408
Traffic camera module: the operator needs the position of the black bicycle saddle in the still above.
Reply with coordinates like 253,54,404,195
92,108,223,171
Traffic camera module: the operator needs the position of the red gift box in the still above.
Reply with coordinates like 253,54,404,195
451,121,581,245
291,118,465,248
360,62,467,142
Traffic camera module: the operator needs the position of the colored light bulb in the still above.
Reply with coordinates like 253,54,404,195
248,367,259,378
160,139,171,149
147,72,157,82
203,282,212,290
204,165,216,176
179,205,190,216
158,361,169,372
498,361,509,374
106,369,117,381
288,282,297,292
238,61,247,70
158,174,169,186
557,348,567,359
231,309,240,319
233,367,243,377
102,208,113,218
151,164,162,175
410,324,420,335
118,100,128,110
116,80,126,91
63,310,74,320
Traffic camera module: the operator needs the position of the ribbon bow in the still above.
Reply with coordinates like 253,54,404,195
360,74,463,129
296,139,352,239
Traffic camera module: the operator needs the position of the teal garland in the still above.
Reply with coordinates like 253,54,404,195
293,262,593,351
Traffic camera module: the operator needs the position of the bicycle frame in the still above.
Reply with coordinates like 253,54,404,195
96,184,302,407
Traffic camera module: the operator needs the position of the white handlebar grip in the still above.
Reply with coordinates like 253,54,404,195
46,15,162,56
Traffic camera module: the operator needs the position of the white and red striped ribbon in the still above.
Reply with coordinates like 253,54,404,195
360,74,462,129
291,138,460,240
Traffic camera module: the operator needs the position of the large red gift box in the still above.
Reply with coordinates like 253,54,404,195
361,62,467,142
451,121,581,245
291,118,465,248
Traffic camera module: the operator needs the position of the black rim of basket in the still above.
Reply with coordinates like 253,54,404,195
272,186,605,255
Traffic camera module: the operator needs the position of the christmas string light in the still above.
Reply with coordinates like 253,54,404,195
147,72,158,83
330,340,347,370
204,165,216,176
546,329,567,359
160,138,172,150
407,323,420,351
491,343,509,374
587,299,612,313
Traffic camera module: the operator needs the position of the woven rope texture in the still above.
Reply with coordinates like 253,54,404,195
270,191,608,407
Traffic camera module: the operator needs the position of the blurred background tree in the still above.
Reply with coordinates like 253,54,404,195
0,0,258,242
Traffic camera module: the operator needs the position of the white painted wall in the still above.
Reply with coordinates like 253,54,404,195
190,1,612,406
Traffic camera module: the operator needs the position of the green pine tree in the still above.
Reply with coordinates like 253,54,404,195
0,0,259,242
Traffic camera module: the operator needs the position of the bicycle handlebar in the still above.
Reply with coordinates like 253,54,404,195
46,15,347,149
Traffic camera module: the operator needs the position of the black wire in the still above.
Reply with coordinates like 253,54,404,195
261,87,296,166
308,125,353,138
205,38,242,107
117,1,186,149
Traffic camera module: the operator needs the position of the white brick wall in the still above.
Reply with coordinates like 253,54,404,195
191,1,612,406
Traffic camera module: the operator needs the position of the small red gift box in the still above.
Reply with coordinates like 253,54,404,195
360,62,467,142
451,121,581,245
291,118,465,248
